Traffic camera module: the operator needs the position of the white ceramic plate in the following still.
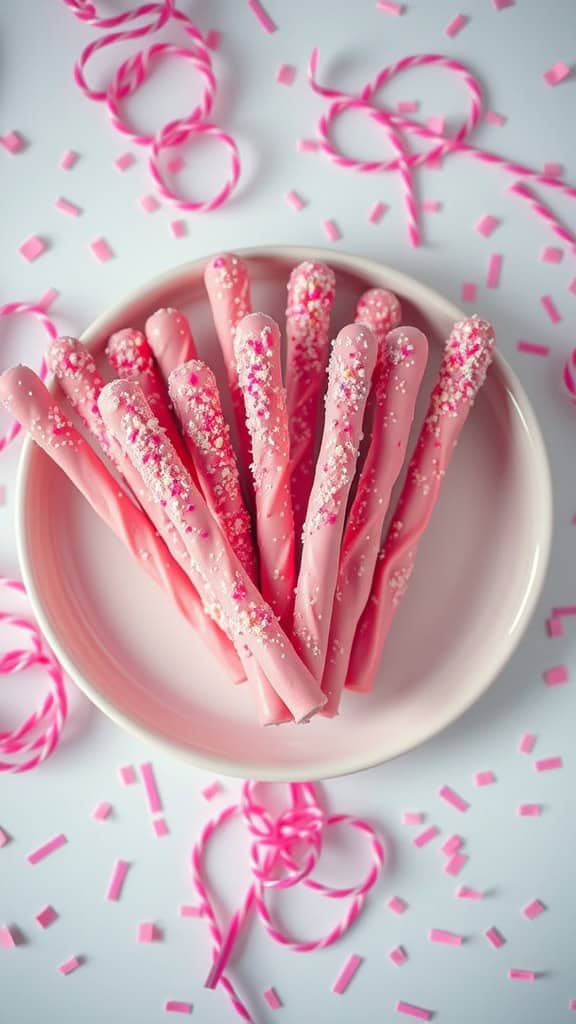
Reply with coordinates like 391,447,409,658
16,247,552,780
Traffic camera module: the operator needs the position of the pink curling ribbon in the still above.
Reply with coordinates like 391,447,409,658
0,578,68,773
191,781,385,1021
562,348,576,405
308,50,576,249
0,301,57,454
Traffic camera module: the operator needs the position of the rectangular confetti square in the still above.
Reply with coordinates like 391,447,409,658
543,665,569,686
36,905,58,929
461,282,477,303
58,956,81,976
19,235,46,262
474,771,496,787
485,926,505,948
276,64,296,86
517,803,542,816
106,859,130,901
522,899,545,920
389,945,408,965
332,953,363,994
439,785,469,812
535,756,563,771
444,853,467,876
486,253,503,289
444,13,468,37
413,826,439,848
90,237,114,262
263,987,282,1009
517,340,550,357
543,62,571,86
27,833,67,865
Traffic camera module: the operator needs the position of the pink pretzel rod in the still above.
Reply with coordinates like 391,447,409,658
346,316,495,693
204,254,253,475
145,307,198,385
235,314,296,626
48,337,242,683
323,317,428,715
293,324,377,680
0,301,57,453
99,380,325,722
509,181,576,248
285,262,336,544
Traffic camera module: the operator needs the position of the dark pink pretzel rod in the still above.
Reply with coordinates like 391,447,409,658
0,301,57,453
145,307,198,383
99,380,326,722
346,316,495,694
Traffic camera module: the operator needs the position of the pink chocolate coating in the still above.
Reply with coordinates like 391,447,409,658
145,307,198,385
346,315,496,693
292,323,377,681
98,379,325,723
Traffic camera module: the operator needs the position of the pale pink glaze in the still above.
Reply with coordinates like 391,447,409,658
292,323,377,680
98,380,325,722
346,315,496,693
322,322,428,716
145,307,198,384
285,261,336,544
234,314,296,626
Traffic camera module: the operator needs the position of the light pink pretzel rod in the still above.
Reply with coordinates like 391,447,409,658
0,366,243,683
204,254,253,475
323,314,429,716
235,314,296,625
99,380,325,722
293,324,377,680
145,307,198,385
0,301,57,453
285,262,336,544
347,316,495,693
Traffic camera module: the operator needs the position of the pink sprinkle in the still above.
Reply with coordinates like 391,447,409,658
475,771,496,787
19,235,46,262
543,62,571,86
569,278,576,295
106,859,130,901
167,157,185,174
36,905,58,929
517,340,550,357
402,812,424,825
517,803,542,816
0,926,17,949
547,616,564,637
485,926,505,948
165,1003,193,1015
58,956,81,975
201,781,223,801
388,896,407,914
263,987,282,1009
298,138,319,152
540,246,563,264
427,116,446,135
439,785,469,813
205,29,220,50
141,762,162,814
170,219,187,238
37,287,59,312
522,899,545,920
422,200,442,212
492,0,514,8
543,665,569,686
456,886,483,900
247,0,277,33
540,294,561,324
140,194,160,213
138,922,159,943
1,130,26,153
553,605,576,616
569,999,576,1011
153,817,169,837
509,969,536,981
535,756,563,771
323,218,341,242
285,190,306,211
115,152,135,172
544,162,563,177
397,100,419,113
396,1000,433,1021
276,64,296,86
444,13,468,37
378,1,405,12
119,764,137,786
91,801,112,822
518,732,536,754
461,282,477,303
60,150,79,170
332,953,363,994
90,237,114,262
475,214,499,238
413,825,439,848
429,928,463,946
389,945,408,966
441,835,463,855
55,196,82,217
0,827,9,847
444,853,467,876
486,253,503,289
27,833,67,865
179,905,203,918
484,110,506,126
368,200,387,224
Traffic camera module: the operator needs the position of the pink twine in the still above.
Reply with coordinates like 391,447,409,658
191,781,384,1022
0,578,67,773
308,49,576,248
0,301,58,454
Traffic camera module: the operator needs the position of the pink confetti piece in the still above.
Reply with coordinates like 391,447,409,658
402,812,424,825
285,190,306,211
332,953,363,994
205,29,220,50
441,834,463,855
368,200,387,223
429,928,463,946
179,905,203,918
298,138,319,152
474,771,496,787
522,899,545,920
37,287,59,312
91,801,112,822
509,969,536,981
27,833,67,865
1,130,26,153
544,162,563,177
540,294,561,323
170,219,187,238
397,100,419,113
569,999,576,1011
55,197,82,217
141,762,162,814
553,605,576,616
106,859,130,901
535,756,563,771
119,764,137,785
276,64,296,86
439,785,469,813
543,62,571,86
475,214,499,237
18,235,46,262
90,237,114,262
518,732,536,754
484,110,506,126
138,922,159,943
456,886,483,900
444,13,468,37
0,827,9,847
486,253,503,289
413,825,439,848
35,905,58,929
427,116,446,134
201,781,223,802
422,199,442,212
152,817,169,837
485,926,505,948
323,218,341,242
389,945,408,965
516,340,550,357
60,150,79,170
388,896,408,914
263,988,282,1009
247,0,276,33
493,0,514,8
569,278,576,295
543,665,569,686
517,803,542,816
547,616,564,637
396,1000,433,1021
139,194,160,213
167,157,185,174
540,246,563,264
58,956,81,975
378,1,405,12
114,152,135,172
461,282,477,303
0,926,17,948
444,852,467,876
165,1002,193,1014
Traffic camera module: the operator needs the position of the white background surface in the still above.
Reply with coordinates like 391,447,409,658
1,1,576,1022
